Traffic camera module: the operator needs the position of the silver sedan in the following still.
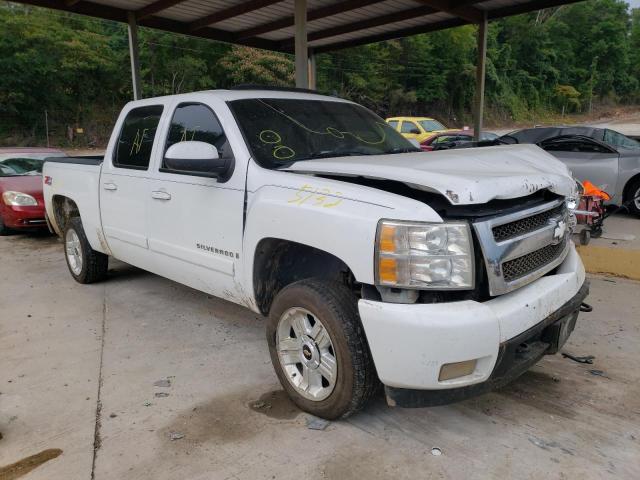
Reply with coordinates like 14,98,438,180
505,127,640,216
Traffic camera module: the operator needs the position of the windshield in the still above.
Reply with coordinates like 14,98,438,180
0,156,46,177
418,119,446,131
228,98,419,168
603,129,640,150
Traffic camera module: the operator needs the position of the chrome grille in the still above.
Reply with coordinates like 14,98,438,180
492,204,565,242
472,199,571,296
502,239,567,282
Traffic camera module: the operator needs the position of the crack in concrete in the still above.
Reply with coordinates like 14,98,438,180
90,289,107,480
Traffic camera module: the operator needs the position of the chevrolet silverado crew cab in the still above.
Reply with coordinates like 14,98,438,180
43,88,589,419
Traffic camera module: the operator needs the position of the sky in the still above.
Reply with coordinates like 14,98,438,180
629,0,640,9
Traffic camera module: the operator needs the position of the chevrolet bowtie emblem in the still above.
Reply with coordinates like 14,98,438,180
552,220,567,244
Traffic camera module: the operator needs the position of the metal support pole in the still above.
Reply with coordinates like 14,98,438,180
308,49,317,90
44,110,50,148
127,11,142,100
294,0,308,89
473,12,487,141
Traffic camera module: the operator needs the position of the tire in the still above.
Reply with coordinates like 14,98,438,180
0,215,11,236
266,279,378,420
579,228,591,246
64,217,108,284
625,178,640,217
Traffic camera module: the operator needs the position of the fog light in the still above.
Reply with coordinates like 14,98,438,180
438,359,477,381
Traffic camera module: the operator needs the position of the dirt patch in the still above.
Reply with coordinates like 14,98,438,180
161,389,300,445
494,371,577,420
0,449,62,480
248,389,300,420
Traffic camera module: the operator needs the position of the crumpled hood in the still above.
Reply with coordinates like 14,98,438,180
284,144,575,205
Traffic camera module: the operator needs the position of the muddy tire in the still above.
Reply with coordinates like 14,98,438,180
64,217,108,284
625,178,640,217
266,279,378,420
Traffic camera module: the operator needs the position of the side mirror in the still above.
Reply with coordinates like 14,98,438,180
163,141,233,181
410,128,421,135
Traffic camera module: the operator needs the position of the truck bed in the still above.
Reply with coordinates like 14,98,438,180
44,156,103,166
42,155,104,252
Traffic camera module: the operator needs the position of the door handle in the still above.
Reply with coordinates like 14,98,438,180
103,182,118,191
151,191,172,201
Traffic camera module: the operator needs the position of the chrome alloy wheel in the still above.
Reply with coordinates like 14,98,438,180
65,228,83,276
276,307,338,401
634,186,640,210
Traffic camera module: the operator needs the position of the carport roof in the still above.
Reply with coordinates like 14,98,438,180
16,0,583,53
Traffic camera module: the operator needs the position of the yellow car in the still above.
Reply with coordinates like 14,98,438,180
386,116,451,144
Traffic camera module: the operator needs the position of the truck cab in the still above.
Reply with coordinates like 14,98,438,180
44,88,588,419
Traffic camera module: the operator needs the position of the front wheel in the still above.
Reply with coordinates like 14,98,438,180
64,217,108,284
266,279,378,420
626,178,640,217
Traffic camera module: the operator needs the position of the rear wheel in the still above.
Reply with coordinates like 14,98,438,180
626,178,640,217
64,217,108,284
266,279,378,420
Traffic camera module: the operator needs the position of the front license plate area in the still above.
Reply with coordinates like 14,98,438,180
544,311,579,354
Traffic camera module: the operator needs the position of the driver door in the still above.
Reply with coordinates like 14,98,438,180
543,138,619,197
146,101,244,299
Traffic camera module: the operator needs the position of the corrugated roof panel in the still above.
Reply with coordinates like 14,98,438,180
13,0,587,51
158,1,243,23
216,1,296,31
308,12,455,47
263,0,439,41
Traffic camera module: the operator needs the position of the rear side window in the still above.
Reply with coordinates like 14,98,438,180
543,139,610,154
114,105,164,170
162,102,231,170
387,120,399,130
401,121,419,134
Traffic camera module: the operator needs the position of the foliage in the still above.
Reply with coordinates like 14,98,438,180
554,84,581,113
0,0,638,146
218,46,294,86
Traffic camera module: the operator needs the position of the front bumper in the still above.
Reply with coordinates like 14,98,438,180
0,204,47,229
358,244,587,398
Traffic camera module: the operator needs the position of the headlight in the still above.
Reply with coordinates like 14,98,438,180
566,179,583,212
376,219,474,289
2,191,38,206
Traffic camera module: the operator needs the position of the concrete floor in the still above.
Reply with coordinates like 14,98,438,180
1,233,639,480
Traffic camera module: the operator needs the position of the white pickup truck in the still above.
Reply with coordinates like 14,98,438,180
43,88,589,419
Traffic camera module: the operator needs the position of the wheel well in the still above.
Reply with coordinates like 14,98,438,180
623,173,640,202
253,238,355,316
52,195,80,233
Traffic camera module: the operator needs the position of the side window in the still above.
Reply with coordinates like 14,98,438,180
114,105,163,170
401,121,419,134
542,140,578,152
543,140,609,153
163,103,231,170
387,120,399,130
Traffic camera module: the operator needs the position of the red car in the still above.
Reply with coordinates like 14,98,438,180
0,148,65,235
420,130,498,151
